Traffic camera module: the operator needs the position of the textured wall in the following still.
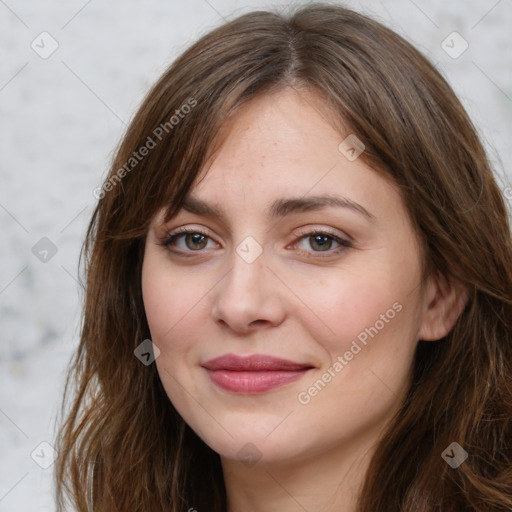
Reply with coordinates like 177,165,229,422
1,0,511,509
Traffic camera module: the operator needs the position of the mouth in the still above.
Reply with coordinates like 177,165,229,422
201,353,315,394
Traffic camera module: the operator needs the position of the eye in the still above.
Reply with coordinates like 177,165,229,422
291,230,352,258
158,227,217,255
158,227,352,258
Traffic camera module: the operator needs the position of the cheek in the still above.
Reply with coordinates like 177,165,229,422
291,266,421,412
290,264,411,355
142,262,208,416
292,275,417,437
321,293,418,405
142,261,206,346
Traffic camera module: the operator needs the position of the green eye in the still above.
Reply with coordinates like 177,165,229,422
159,228,352,258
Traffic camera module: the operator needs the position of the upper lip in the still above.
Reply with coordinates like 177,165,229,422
201,353,314,371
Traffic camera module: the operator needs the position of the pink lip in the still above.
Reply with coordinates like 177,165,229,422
201,353,314,394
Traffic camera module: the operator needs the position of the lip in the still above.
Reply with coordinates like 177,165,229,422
201,353,314,394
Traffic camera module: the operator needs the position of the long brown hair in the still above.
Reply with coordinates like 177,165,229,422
55,3,512,511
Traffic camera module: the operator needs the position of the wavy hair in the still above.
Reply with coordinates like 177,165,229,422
55,3,512,511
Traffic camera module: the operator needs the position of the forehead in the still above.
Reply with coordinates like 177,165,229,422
186,87,399,221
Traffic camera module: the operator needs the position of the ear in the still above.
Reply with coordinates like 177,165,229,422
418,272,469,341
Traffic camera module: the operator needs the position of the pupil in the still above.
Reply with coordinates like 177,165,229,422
188,233,206,249
312,235,331,251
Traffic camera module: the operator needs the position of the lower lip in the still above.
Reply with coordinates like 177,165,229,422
204,369,311,394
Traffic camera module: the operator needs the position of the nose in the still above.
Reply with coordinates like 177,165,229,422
211,246,286,334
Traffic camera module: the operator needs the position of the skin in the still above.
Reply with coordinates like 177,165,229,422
141,86,467,512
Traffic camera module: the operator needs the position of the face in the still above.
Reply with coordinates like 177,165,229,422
141,86,430,468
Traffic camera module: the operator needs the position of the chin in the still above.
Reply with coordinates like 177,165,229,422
194,420,313,467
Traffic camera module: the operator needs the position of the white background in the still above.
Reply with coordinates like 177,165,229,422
1,0,511,510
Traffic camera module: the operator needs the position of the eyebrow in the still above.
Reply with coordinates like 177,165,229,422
180,193,375,223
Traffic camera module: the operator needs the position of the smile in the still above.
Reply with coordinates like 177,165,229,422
201,353,314,394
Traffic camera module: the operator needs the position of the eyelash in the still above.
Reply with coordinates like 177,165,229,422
157,227,352,258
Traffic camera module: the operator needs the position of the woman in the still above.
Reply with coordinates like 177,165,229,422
55,3,512,511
